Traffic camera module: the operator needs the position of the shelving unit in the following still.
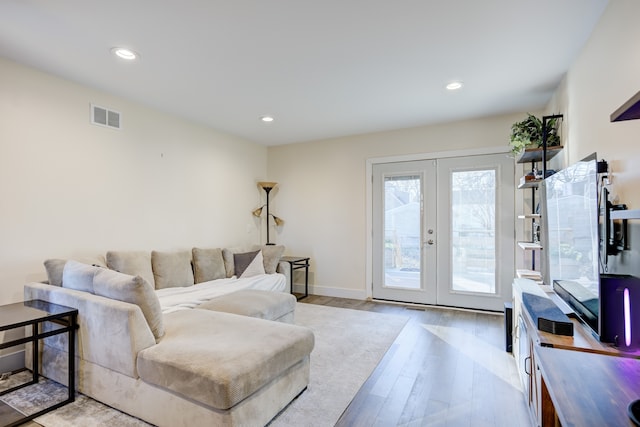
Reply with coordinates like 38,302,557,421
515,115,564,281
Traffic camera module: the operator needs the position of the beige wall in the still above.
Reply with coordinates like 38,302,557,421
268,0,640,299
0,58,267,305
546,0,640,277
268,114,524,298
2,0,637,305
547,0,640,208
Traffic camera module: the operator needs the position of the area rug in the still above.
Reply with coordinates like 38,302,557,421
0,302,408,427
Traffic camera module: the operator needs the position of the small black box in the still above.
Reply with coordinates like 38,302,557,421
522,293,573,336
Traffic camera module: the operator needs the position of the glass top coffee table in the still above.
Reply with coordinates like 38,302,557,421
0,300,78,427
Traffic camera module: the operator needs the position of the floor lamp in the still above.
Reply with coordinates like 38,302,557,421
253,181,284,245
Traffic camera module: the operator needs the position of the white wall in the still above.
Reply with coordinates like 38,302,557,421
268,113,525,298
545,0,640,276
547,0,640,207
0,58,268,305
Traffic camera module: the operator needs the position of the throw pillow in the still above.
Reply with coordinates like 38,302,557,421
233,250,266,278
61,260,101,293
44,259,67,286
192,247,226,283
106,251,155,289
151,250,195,289
93,268,165,340
251,244,285,274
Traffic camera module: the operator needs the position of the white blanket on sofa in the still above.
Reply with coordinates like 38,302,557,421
157,273,287,313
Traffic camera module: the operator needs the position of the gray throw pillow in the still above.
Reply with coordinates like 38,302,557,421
93,268,165,340
151,250,195,289
62,260,102,293
233,250,266,278
106,251,155,289
252,245,285,274
192,247,226,283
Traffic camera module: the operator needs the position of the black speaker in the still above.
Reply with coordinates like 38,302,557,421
600,274,640,349
504,302,513,352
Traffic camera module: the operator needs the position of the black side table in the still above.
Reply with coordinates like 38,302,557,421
281,256,310,300
0,300,78,427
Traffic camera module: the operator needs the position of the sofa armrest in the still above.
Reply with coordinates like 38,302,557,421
24,282,156,378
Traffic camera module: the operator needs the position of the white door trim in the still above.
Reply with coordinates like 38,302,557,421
365,145,511,300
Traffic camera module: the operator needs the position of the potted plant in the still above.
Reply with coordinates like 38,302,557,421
509,114,561,155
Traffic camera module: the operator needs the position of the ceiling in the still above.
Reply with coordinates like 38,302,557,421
0,0,609,146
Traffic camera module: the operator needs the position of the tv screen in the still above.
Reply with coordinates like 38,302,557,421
542,153,600,334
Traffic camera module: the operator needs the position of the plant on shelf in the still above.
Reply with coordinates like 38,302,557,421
509,113,561,155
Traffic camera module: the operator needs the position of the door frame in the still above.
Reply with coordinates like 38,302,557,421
365,146,514,303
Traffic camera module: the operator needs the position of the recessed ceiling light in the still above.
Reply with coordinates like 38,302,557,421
446,81,463,90
111,47,139,60
260,115,275,123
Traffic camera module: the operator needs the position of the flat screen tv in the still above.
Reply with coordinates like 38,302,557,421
541,153,601,336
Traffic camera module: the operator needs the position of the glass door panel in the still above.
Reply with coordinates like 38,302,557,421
451,169,497,294
384,175,421,290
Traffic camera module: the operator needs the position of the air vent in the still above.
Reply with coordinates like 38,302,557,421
91,104,122,130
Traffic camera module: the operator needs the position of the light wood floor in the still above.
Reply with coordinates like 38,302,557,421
300,295,531,427
21,295,531,427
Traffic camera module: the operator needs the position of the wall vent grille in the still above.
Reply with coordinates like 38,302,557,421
91,104,122,130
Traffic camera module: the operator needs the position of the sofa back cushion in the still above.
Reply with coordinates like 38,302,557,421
44,259,67,286
252,245,285,274
192,247,226,283
62,260,102,293
151,250,195,289
106,251,155,289
45,256,107,287
93,268,165,340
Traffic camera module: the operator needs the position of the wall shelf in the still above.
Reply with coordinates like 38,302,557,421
518,214,541,219
610,90,640,122
610,209,640,220
516,146,564,164
517,179,541,189
518,242,543,250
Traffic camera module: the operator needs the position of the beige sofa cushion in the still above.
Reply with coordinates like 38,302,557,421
62,260,101,293
106,251,155,288
198,290,296,323
151,250,194,289
44,258,67,286
252,245,285,274
137,309,314,410
192,247,226,283
93,268,165,340
221,247,243,278
45,256,107,287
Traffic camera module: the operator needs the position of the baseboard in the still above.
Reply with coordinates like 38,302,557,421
0,350,25,374
293,284,367,300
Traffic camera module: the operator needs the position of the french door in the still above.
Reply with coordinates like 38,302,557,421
372,153,514,311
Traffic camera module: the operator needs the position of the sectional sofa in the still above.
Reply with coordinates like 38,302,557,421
23,246,315,427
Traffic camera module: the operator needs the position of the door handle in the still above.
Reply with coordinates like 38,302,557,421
427,239,434,245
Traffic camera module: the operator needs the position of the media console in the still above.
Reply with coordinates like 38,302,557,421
512,278,640,427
